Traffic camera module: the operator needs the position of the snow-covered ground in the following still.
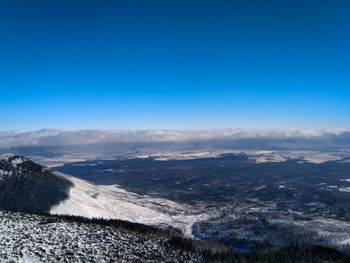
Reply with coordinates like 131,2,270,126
0,210,202,263
50,172,210,236
133,150,347,164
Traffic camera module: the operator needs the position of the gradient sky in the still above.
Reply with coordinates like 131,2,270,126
0,0,349,130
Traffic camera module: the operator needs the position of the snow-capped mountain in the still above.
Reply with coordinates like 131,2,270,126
0,154,206,235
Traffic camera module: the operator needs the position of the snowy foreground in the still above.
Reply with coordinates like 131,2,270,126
0,210,202,263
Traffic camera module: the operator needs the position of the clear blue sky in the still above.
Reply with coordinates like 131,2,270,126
0,0,349,130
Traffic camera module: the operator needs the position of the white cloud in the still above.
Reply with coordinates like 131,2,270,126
0,128,349,148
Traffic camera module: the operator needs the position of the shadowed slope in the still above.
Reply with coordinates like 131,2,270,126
0,154,73,213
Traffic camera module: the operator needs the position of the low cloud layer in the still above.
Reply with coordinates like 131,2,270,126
1,128,350,149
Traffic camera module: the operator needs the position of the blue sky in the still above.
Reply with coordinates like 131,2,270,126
0,0,349,130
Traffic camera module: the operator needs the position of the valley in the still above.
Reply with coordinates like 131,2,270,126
56,153,350,252
2,152,350,259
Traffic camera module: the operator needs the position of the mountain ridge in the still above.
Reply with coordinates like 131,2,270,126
0,153,73,213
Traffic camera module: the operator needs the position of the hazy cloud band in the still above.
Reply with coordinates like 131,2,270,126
0,129,350,149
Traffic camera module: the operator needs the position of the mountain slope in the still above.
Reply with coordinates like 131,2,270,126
0,154,206,235
50,172,206,235
0,154,73,213
0,210,204,263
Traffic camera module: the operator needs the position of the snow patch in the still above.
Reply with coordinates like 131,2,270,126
340,178,350,183
340,238,350,245
339,187,350,193
11,157,26,166
0,153,15,161
21,254,43,263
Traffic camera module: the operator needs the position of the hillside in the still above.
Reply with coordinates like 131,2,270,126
1,209,350,263
0,154,73,213
0,154,206,236
0,210,203,263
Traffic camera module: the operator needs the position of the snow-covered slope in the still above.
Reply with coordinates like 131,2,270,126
0,154,207,236
50,172,207,235
0,210,203,263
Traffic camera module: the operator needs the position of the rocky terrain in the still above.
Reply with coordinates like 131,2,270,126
2,210,350,263
0,210,204,263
